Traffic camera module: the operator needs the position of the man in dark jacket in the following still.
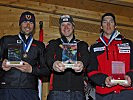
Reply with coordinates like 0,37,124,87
0,11,50,100
46,15,90,100
87,13,133,100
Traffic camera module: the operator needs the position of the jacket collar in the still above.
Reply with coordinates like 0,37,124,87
60,34,77,43
19,32,33,44
99,30,120,46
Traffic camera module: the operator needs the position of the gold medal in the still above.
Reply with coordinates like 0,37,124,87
23,53,28,58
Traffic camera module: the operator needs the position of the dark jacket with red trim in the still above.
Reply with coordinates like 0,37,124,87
46,35,90,91
87,30,133,94
0,33,50,91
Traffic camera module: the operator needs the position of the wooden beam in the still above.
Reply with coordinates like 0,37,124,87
116,0,133,3
94,0,133,7
0,0,132,27
30,0,133,17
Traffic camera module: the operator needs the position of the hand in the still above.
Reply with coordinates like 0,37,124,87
105,76,117,87
53,61,66,72
119,75,131,87
14,61,32,73
72,61,84,72
2,59,12,71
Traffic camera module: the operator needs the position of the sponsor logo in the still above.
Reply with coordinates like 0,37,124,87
25,15,32,20
93,46,105,52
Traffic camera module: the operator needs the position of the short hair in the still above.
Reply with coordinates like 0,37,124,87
101,13,116,26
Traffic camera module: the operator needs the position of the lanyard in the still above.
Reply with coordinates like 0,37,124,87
18,34,33,53
100,30,116,46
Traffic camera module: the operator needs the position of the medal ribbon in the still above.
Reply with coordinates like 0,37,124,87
100,30,116,46
18,34,33,53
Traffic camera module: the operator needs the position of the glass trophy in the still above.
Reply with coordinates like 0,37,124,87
6,44,23,66
62,43,77,68
111,61,128,84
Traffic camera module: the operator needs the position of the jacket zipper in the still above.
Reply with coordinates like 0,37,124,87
106,46,109,60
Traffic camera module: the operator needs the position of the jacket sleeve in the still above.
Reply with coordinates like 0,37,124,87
0,38,2,68
31,42,51,77
0,36,8,78
78,41,90,68
45,40,58,71
0,38,3,72
87,45,108,87
0,36,8,69
126,40,133,85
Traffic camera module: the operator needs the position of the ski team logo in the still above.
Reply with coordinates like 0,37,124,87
25,15,32,20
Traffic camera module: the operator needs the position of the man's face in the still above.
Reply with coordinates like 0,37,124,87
101,16,116,35
60,22,74,37
20,21,34,35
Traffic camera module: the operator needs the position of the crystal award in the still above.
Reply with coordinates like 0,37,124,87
62,43,77,68
111,61,128,84
6,44,23,66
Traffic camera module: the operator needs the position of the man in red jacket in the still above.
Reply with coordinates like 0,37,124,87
88,13,133,100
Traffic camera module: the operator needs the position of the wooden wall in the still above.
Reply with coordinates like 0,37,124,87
0,0,133,44
0,0,133,100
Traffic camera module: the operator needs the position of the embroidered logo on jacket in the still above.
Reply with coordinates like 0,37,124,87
117,43,130,53
31,44,37,46
17,40,22,44
93,46,105,52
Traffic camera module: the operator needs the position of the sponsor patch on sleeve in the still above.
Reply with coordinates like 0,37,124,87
93,46,105,52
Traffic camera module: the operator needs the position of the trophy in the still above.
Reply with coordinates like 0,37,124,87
6,44,23,66
111,61,128,84
62,43,77,68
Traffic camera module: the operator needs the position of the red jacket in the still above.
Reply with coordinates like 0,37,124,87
88,30,133,94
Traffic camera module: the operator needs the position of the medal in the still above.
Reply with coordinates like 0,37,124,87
18,34,33,59
23,53,28,58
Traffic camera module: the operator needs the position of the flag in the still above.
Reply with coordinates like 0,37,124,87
38,21,44,100
39,21,44,42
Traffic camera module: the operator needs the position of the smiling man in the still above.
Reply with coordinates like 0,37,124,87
0,11,50,100
46,15,90,100
87,13,133,100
